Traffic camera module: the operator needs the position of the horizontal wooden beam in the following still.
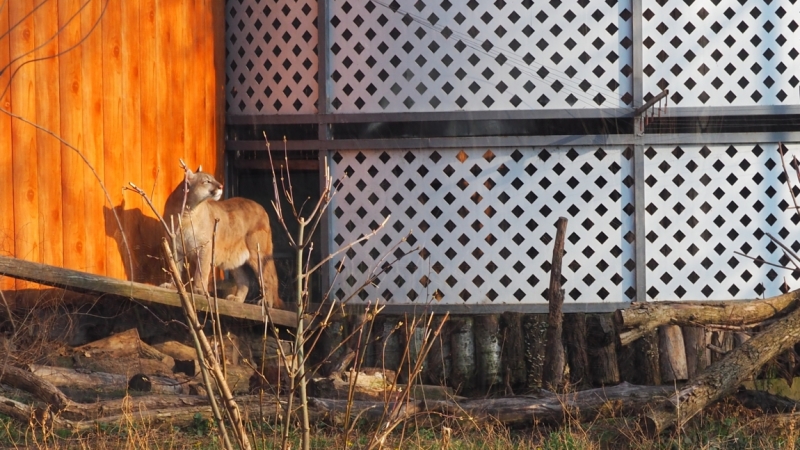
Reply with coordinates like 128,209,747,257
0,255,297,327
233,158,319,172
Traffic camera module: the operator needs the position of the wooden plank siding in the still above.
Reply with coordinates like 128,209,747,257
58,0,87,276
36,0,65,274
0,0,225,298
9,1,41,290
120,0,143,283
0,3,14,291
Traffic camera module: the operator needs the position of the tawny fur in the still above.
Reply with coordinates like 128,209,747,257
163,169,284,309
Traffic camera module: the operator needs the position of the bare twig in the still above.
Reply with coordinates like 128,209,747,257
162,239,248,450
779,143,800,215
733,251,796,272
0,286,15,333
765,233,800,272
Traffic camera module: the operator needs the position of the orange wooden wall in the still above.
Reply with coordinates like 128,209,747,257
0,0,225,290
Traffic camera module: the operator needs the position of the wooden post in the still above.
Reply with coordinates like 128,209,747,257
474,315,502,391
682,326,709,379
633,329,661,385
542,217,568,390
500,312,526,393
586,314,619,386
373,316,402,371
658,325,688,382
564,313,589,388
450,317,476,393
523,314,548,390
423,315,451,386
710,330,734,363
405,319,426,383
319,319,346,376
348,312,375,368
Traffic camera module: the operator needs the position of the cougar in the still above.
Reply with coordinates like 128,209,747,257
163,168,284,309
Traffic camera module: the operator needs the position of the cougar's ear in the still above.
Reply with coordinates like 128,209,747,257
197,165,203,173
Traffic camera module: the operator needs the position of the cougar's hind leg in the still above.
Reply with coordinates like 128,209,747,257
227,267,250,303
247,252,283,309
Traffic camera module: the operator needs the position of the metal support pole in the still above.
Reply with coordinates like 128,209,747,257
632,0,647,302
317,0,333,299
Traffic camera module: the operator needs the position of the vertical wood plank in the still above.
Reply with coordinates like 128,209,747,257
183,0,200,169
9,0,41,290
102,0,125,279
0,3,15,291
59,0,87,273
139,0,163,283
34,0,63,270
196,0,211,169
81,0,106,275
156,0,183,204
207,0,223,176
121,0,143,281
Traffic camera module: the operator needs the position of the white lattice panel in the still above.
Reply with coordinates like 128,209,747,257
328,0,633,113
226,0,319,114
328,147,636,305
643,0,800,107
644,143,800,301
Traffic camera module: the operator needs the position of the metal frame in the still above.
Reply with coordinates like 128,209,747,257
225,0,800,313
227,131,800,155
227,104,800,127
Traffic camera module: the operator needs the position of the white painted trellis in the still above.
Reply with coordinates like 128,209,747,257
225,0,800,306
327,143,800,305
328,146,636,306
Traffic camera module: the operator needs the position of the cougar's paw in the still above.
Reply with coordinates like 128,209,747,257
226,294,246,303
160,281,176,289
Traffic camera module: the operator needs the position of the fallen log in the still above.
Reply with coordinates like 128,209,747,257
0,254,298,327
734,389,800,414
30,363,128,389
641,293,800,435
4,360,679,430
308,382,674,427
616,290,800,346
307,368,398,402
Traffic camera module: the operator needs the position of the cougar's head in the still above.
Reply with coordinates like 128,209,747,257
184,169,223,209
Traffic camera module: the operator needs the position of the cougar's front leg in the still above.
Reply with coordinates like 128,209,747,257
192,247,213,295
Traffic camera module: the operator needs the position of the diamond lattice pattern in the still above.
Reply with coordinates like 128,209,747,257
643,0,800,107
328,0,634,113
644,143,800,301
226,0,319,114
328,147,636,305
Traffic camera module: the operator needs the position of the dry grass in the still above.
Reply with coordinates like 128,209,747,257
1,400,800,450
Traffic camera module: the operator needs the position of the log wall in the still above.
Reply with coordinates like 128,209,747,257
343,313,759,394
0,0,225,297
